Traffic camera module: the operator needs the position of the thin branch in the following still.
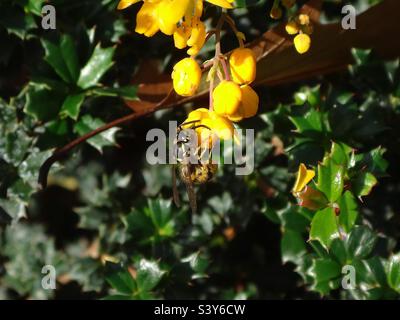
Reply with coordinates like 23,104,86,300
38,90,174,189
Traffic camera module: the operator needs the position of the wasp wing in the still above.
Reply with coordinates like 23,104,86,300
171,165,180,207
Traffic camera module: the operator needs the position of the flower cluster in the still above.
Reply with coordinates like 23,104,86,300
174,45,259,145
118,0,234,55
286,13,313,54
118,0,312,145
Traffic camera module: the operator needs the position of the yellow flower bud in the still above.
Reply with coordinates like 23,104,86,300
285,21,299,35
229,48,257,85
226,85,259,122
172,58,202,97
294,33,311,54
135,2,160,37
298,14,310,25
240,85,259,118
213,81,242,117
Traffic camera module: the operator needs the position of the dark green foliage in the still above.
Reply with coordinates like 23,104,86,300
0,0,399,300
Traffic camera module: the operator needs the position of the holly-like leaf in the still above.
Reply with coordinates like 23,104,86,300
310,258,341,295
24,85,65,121
309,207,339,249
60,34,80,83
78,44,115,89
74,115,119,152
317,158,344,203
136,259,165,292
41,39,73,84
290,108,323,134
105,263,136,295
346,226,377,260
330,142,352,168
352,172,377,197
91,85,138,100
281,230,307,264
387,254,400,293
59,93,85,120
338,191,358,233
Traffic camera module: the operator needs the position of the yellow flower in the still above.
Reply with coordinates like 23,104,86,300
285,21,299,35
118,0,236,40
117,0,141,10
226,85,259,122
202,111,235,141
186,18,206,56
172,58,202,96
229,48,256,85
292,163,315,193
135,2,160,37
173,22,191,49
206,0,234,9
294,33,311,54
183,108,235,145
158,0,191,35
213,81,242,117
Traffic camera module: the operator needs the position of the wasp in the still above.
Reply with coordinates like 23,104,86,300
172,119,218,214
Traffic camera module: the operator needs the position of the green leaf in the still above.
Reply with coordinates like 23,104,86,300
136,259,165,292
91,86,138,100
0,129,32,166
346,226,377,260
387,254,400,293
105,263,136,295
338,191,358,233
41,39,73,83
330,142,352,167
309,207,339,250
59,93,85,120
24,85,65,121
145,199,176,237
310,258,341,295
290,109,323,134
293,86,321,107
276,205,311,233
352,172,377,197
19,149,54,188
60,34,80,83
181,252,209,280
317,158,344,202
73,115,119,152
281,230,307,264
78,44,115,89
330,238,347,265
